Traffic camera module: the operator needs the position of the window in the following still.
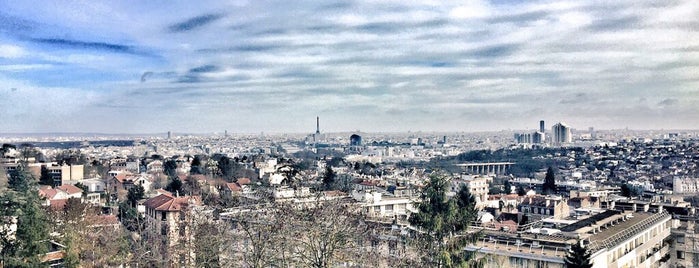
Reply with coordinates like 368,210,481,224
677,251,685,259
179,225,186,237
161,211,167,221
678,236,685,244
385,205,394,211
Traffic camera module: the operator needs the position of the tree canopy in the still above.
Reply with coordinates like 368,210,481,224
564,241,593,268
543,167,556,195
408,175,482,267
0,168,50,267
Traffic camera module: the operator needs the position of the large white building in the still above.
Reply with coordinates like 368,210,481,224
673,177,699,194
466,210,673,268
552,122,572,145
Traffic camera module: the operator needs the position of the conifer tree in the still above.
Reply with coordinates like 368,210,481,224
322,165,336,190
543,167,556,194
0,168,50,267
564,241,593,268
409,175,483,267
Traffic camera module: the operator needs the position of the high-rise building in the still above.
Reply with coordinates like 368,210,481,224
533,131,545,144
552,122,572,144
167,131,171,139
316,116,320,135
539,120,545,133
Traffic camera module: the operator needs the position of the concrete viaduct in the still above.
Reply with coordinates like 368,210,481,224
455,162,514,175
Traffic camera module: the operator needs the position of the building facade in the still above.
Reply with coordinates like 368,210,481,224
552,122,572,145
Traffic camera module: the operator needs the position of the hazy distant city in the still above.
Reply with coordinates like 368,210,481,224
2,0,699,268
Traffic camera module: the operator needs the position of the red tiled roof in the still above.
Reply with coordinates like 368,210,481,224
143,194,200,211
90,215,119,226
114,173,128,183
360,180,380,186
57,184,83,195
237,177,251,185
49,199,68,210
39,188,59,199
226,182,242,192
155,189,173,197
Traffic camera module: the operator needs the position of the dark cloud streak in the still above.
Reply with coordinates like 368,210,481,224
168,13,224,32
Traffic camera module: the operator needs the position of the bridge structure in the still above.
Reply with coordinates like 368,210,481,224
455,162,515,175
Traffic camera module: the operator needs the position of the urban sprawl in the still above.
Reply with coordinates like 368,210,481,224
1,119,699,268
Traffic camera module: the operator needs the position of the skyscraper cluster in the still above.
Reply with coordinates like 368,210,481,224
514,120,546,145
515,120,572,146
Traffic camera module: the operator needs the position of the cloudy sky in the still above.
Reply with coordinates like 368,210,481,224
0,0,698,134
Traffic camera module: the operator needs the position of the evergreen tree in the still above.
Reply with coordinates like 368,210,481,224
74,182,88,198
0,168,50,267
118,201,144,232
7,168,32,192
504,180,512,194
543,167,556,194
164,159,178,178
217,156,233,180
127,185,145,207
516,185,527,196
408,175,483,267
166,177,183,195
564,241,593,268
39,166,53,186
190,156,203,174
322,165,336,190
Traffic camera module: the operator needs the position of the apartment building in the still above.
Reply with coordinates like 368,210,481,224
466,210,672,268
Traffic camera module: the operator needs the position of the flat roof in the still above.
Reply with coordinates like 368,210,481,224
588,213,653,243
560,210,622,232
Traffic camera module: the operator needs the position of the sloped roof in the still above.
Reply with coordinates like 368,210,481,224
89,215,120,227
39,188,59,199
57,184,83,195
155,189,173,197
143,194,200,212
49,199,68,210
237,177,251,185
225,182,242,192
114,173,128,183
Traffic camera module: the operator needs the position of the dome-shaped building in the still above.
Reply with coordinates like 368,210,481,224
349,134,362,146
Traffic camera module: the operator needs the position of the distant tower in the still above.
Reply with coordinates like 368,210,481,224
224,130,228,137
167,131,171,139
539,120,545,133
316,116,320,134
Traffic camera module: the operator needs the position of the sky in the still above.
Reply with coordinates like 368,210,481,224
0,0,698,134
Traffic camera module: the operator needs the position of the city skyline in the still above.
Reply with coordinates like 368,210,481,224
1,0,698,133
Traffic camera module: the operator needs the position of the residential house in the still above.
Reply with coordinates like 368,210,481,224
143,193,201,266
518,195,570,220
38,185,83,209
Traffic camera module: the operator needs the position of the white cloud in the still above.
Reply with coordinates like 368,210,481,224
0,44,26,58
0,0,697,132
449,1,491,19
